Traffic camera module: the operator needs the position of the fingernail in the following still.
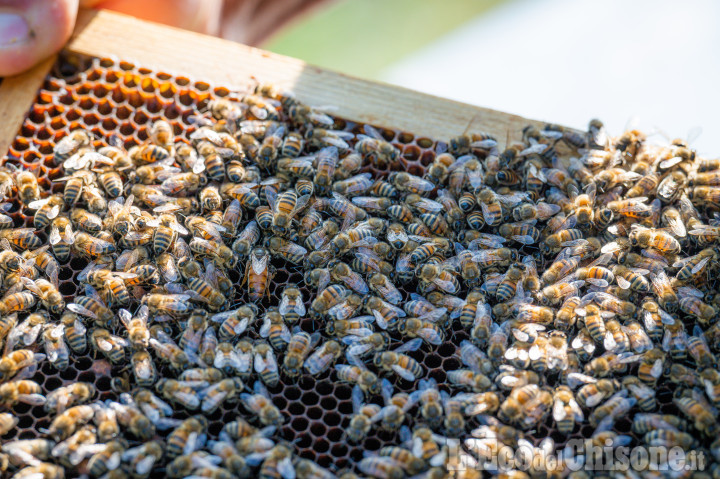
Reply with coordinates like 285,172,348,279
0,13,30,47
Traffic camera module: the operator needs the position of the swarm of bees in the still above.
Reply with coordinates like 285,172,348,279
0,80,719,479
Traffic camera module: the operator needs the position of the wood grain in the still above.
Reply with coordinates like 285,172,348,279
0,56,56,157
66,9,549,145
0,9,557,157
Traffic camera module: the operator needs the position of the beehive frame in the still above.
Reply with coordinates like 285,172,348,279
0,9,576,472
0,9,547,158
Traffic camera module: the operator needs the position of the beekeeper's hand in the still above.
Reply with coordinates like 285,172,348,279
0,0,324,77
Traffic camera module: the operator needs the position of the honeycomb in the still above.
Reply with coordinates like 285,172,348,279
0,52,463,473
0,51,702,478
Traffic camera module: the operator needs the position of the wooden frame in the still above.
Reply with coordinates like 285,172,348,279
0,8,549,157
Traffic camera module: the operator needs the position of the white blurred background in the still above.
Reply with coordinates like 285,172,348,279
268,0,720,154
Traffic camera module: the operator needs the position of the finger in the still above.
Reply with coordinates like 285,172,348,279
0,0,78,77
92,0,222,35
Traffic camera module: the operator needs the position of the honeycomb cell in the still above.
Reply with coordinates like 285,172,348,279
291,417,309,432
307,407,322,420
288,402,306,417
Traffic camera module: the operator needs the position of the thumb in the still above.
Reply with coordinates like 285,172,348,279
0,0,78,77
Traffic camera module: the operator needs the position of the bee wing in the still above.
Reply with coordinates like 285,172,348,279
277,241,308,256
251,253,269,275
362,124,385,140
413,198,444,212
20,277,41,295
407,176,435,192
264,186,277,211
511,235,536,245
391,364,417,382
124,230,153,242
27,198,50,210
72,319,86,336
690,256,712,275
394,338,422,354
552,399,567,421
386,228,408,245
291,194,311,218
418,328,443,345
277,294,293,317
689,226,720,236
616,276,631,289
343,273,369,295
305,350,333,375
566,372,597,389
497,192,530,207
371,310,391,331
432,277,457,294
378,280,402,305
67,303,98,319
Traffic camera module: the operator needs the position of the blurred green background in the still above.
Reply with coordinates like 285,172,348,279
262,0,505,79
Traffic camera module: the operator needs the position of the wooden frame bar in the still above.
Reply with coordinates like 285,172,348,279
0,8,550,157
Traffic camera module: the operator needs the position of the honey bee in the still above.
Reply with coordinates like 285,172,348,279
201,377,245,414
90,328,128,364
189,237,236,268
355,125,400,167
45,404,95,440
13,170,40,205
0,292,37,315
165,416,208,458
243,247,273,301
230,220,261,258
304,339,343,376
673,389,718,436
372,338,423,381
541,229,584,254
397,317,444,346
283,330,319,377
678,288,716,323
343,332,389,359
449,132,497,156
86,439,128,477
416,264,459,295
632,224,683,254
493,263,524,302
345,385,381,443
337,354,382,397
265,236,307,264
537,280,584,306
240,381,284,426
311,284,350,316
208,440,251,478
568,375,619,408
72,231,116,258
649,270,679,313
264,188,308,236
130,350,157,388
45,216,73,262
142,293,192,317
11,464,65,479
0,413,17,436
368,382,416,434
155,378,201,411
258,308,290,351
0,227,42,251
623,321,653,353
0,379,45,408
686,325,716,368
41,324,69,371
54,129,93,164
253,341,279,388
552,386,583,435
